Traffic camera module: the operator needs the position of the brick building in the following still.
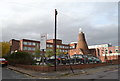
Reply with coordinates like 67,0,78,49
9,39,70,55
9,29,119,62
89,44,120,62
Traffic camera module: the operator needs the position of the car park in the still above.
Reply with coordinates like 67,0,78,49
0,58,8,67
47,54,101,65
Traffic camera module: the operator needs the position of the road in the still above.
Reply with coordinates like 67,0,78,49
1,67,31,79
0,65,119,80
59,65,119,79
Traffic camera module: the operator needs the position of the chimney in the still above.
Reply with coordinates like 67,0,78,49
76,28,89,54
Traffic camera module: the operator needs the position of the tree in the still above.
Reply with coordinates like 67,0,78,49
0,42,10,57
56,49,61,56
7,51,34,65
45,49,54,58
34,47,41,58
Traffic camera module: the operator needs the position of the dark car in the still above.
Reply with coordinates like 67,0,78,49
88,56,101,63
47,55,67,65
93,57,101,63
81,55,89,64
47,54,69,65
0,58,8,67
71,54,85,64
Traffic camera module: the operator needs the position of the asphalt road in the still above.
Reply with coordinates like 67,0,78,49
59,66,119,79
1,67,31,79
0,65,119,80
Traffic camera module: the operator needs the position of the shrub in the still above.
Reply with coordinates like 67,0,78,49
7,51,34,65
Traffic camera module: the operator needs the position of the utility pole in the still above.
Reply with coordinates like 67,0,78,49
54,9,58,71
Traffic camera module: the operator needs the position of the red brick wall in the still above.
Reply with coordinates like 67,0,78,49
15,60,119,72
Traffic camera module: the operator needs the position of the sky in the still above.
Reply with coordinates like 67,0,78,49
0,0,119,46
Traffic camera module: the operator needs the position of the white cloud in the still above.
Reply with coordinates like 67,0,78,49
0,0,118,46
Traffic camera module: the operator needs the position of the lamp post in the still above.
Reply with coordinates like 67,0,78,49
54,9,58,71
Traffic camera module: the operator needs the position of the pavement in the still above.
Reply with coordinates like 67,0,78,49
2,67,30,79
7,64,119,79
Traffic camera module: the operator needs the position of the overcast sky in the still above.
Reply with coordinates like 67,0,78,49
0,0,119,46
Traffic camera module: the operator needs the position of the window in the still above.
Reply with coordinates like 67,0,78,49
47,44,49,47
61,50,64,52
50,45,53,47
57,45,59,48
31,48,35,51
60,49,62,52
115,50,119,53
70,46,74,49
67,46,69,49
60,46,62,48
23,42,27,45
36,43,39,48
98,49,100,56
28,42,31,45
28,47,31,50
23,47,28,50
32,42,36,45
72,46,75,48
109,50,112,53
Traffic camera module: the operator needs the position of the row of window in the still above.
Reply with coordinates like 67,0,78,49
101,50,119,53
47,44,53,47
23,47,35,51
60,49,68,52
70,46,75,49
23,42,69,49
23,41,39,46
44,49,68,52
46,44,69,49
23,46,69,52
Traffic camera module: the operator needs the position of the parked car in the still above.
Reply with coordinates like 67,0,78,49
81,55,89,64
88,56,101,63
0,58,8,67
93,57,102,63
47,55,67,65
71,54,85,64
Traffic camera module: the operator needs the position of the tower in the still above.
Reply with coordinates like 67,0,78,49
76,28,89,54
